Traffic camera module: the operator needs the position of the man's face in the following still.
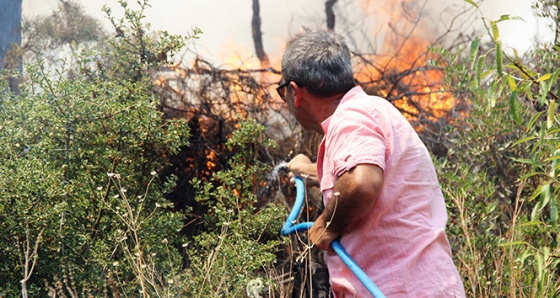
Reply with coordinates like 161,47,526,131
277,79,314,130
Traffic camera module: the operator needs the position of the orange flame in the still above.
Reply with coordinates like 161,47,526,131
355,0,458,129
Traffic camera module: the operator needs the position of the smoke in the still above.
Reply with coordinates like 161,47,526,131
22,0,553,63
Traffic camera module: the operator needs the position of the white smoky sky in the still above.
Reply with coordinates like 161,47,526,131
22,0,554,65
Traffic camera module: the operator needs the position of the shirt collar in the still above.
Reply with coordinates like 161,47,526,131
320,85,364,134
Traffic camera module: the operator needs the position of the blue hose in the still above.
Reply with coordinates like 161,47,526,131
281,176,386,298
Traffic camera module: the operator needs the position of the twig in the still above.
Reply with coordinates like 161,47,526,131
19,224,45,298
511,61,558,101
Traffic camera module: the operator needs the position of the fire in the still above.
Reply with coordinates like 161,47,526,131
206,149,217,171
354,0,459,129
219,39,284,106
355,38,456,125
219,40,264,70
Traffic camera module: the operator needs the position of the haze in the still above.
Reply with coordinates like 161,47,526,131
22,0,554,65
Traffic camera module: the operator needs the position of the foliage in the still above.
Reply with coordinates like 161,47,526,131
22,0,103,67
532,0,560,45
100,0,201,83
183,118,287,297
2,1,291,297
438,6,560,297
3,0,560,297
0,0,196,296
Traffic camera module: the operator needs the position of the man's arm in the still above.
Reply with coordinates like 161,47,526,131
309,164,383,250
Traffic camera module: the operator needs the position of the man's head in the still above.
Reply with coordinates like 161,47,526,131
280,29,355,98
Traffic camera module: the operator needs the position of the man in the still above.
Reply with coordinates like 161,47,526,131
278,29,465,297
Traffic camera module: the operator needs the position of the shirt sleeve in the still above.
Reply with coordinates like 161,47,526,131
326,102,387,177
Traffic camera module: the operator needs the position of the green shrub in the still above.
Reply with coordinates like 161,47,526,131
184,118,287,297
0,1,196,296
438,11,560,297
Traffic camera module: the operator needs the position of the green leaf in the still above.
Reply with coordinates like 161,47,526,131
496,14,526,23
511,157,540,167
506,74,517,91
518,249,532,265
547,154,560,162
519,171,540,180
551,149,560,178
547,100,556,129
539,121,546,142
527,111,545,131
496,41,503,77
517,220,543,227
513,136,536,146
548,128,560,135
509,90,521,124
464,0,479,8
511,48,521,63
480,69,494,80
550,193,558,227
531,184,551,221
538,85,548,107
475,55,485,88
490,20,500,41
538,73,552,82
536,254,544,281
531,183,551,201
550,68,560,85
521,81,534,101
498,240,527,247
470,37,481,70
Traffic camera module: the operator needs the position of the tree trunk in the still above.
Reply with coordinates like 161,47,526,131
555,0,560,47
0,0,23,93
325,0,338,30
251,0,270,68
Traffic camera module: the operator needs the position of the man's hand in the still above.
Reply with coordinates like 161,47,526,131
288,154,319,186
308,214,340,250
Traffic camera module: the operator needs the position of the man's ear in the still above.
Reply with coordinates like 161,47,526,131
290,81,302,108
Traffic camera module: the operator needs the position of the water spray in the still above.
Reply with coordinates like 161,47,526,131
267,161,289,182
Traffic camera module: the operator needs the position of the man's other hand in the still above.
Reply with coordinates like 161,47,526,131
308,214,340,250
287,154,319,186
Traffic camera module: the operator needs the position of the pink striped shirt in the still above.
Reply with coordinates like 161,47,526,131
317,86,465,297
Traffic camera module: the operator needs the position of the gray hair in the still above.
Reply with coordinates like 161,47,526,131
281,29,355,97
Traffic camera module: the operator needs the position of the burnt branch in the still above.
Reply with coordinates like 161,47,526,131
251,0,270,68
325,0,338,30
